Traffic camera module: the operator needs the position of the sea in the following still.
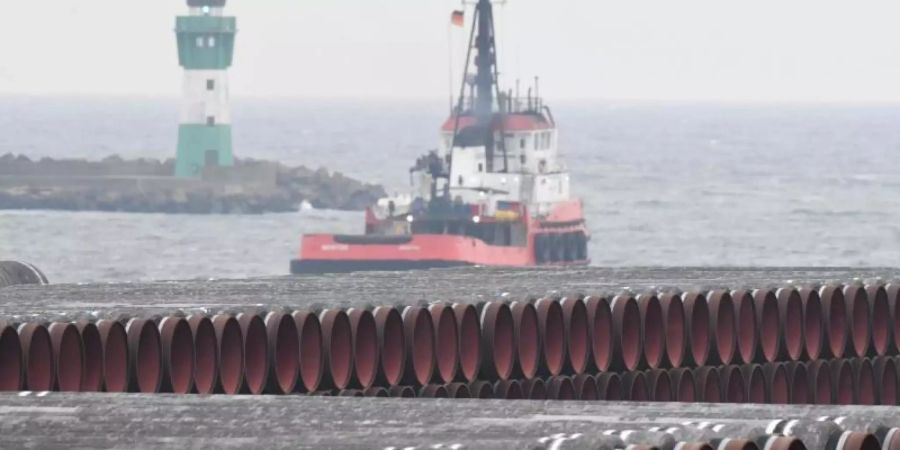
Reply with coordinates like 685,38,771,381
2,96,900,284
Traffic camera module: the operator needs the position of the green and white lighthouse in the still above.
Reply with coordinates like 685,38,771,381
174,0,236,177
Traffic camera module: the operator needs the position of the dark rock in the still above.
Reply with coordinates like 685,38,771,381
0,154,386,214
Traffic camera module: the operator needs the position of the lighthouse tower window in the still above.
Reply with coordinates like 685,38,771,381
206,79,215,91
206,116,216,126
208,37,216,47
196,37,205,48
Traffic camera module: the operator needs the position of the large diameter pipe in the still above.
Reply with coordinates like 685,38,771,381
211,314,243,395
451,303,481,383
872,356,898,406
560,296,590,375
237,313,269,394
597,372,623,400
347,308,378,389
775,287,805,361
830,358,854,405
478,302,514,381
493,379,523,399
753,289,782,363
611,293,643,371
292,311,323,393
646,369,673,402
124,318,161,393
401,305,435,386
708,290,738,366
75,321,102,392
388,385,416,398
337,389,364,397
885,284,900,355
187,315,217,395
547,375,576,400
720,365,745,403
669,367,696,402
850,357,876,405
509,301,540,380
48,322,83,392
18,322,52,391
741,364,767,404
682,291,711,367
798,288,824,361
96,320,128,393
157,316,194,394
418,384,448,398
842,285,871,358
623,371,650,401
319,309,353,390
874,427,900,450
467,379,494,398
765,420,879,450
572,373,598,400
428,303,459,384
864,285,891,357
763,362,789,404
806,359,833,405
363,386,389,397
695,366,721,403
534,298,566,376
0,321,21,391
820,285,850,359
521,377,546,399
637,293,665,370
659,293,687,369
731,290,759,365
371,306,404,387
264,311,299,394
584,295,613,372
785,361,809,405
445,382,470,398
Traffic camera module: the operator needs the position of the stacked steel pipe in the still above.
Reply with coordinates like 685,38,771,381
1,283,899,413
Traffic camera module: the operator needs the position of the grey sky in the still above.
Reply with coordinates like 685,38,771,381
2,0,900,101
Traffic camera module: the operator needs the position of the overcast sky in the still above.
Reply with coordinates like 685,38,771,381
3,0,900,102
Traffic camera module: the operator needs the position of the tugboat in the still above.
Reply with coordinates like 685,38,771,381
290,0,589,274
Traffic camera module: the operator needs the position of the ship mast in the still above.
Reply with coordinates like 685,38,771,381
451,0,507,173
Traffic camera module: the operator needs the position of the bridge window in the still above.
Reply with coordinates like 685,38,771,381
207,116,216,126
196,37,205,48
208,37,216,47
206,79,215,91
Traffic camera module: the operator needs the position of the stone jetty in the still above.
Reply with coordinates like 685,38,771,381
0,154,385,214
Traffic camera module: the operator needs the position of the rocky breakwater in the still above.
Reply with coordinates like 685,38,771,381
0,154,385,214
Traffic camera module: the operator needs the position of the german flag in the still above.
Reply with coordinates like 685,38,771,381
451,10,465,27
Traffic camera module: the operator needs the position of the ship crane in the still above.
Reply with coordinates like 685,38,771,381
451,0,508,176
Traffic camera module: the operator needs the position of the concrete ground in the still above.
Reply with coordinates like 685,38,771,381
0,392,896,449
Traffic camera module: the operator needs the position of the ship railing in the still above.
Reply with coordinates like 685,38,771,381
452,96,544,116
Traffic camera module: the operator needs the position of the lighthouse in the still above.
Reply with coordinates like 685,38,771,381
174,0,236,177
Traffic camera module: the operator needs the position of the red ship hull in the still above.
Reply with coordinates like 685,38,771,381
291,201,589,274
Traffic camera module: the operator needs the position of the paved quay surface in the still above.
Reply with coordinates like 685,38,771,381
0,392,896,449
0,267,897,322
